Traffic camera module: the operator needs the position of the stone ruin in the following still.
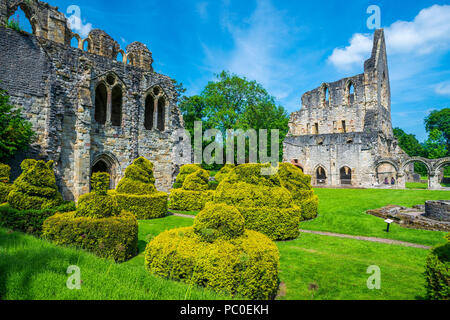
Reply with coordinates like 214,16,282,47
284,29,450,190
0,0,190,200
367,201,450,232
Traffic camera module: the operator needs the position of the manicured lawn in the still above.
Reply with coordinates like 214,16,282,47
302,188,449,246
0,227,229,300
406,182,428,189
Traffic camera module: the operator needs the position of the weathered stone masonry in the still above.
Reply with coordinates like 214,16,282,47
284,29,450,189
0,0,189,200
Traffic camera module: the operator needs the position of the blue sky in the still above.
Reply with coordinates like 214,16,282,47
11,0,450,142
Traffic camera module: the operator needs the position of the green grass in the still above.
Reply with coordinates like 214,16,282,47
406,182,428,190
302,189,449,246
168,210,200,216
0,226,229,300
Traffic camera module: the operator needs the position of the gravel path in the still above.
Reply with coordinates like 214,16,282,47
170,212,432,250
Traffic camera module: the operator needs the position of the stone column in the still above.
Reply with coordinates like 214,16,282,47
429,172,441,190
397,172,406,189
106,87,112,125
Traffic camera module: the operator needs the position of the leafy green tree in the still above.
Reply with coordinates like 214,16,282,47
393,128,425,157
0,88,34,162
424,129,448,159
425,108,450,153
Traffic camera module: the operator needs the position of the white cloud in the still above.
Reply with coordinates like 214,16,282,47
435,82,450,96
328,4,450,70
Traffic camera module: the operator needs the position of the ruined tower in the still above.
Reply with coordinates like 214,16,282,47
284,29,409,188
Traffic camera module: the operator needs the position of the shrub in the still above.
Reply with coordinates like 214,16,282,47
114,157,168,219
7,159,63,210
145,203,280,300
208,180,219,190
169,167,213,211
278,162,319,221
43,173,139,262
43,211,138,262
214,163,304,240
0,163,12,203
175,164,203,185
215,164,235,183
425,235,449,300
0,202,75,236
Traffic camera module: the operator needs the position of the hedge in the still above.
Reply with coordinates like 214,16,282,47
214,164,303,240
425,235,449,300
0,163,12,203
0,202,76,236
169,189,214,211
8,159,63,210
174,164,203,186
43,211,138,262
145,203,280,299
114,157,168,219
214,164,235,183
42,173,139,262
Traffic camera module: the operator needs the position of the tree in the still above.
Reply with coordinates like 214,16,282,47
424,129,448,159
0,88,34,162
393,128,425,157
425,108,450,154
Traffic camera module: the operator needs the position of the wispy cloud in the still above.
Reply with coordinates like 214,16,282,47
328,4,450,71
66,5,93,38
196,2,209,20
435,82,450,96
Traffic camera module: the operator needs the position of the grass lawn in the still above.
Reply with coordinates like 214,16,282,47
406,182,428,190
0,226,229,300
302,188,449,246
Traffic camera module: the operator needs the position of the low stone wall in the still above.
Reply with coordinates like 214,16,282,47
425,201,450,222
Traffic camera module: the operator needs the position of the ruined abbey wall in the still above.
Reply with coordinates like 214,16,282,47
0,0,189,200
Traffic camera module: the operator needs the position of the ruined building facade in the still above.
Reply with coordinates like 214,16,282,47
0,0,189,200
284,29,449,189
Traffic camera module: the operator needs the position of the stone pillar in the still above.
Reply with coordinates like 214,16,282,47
429,172,441,190
106,87,112,125
397,172,406,189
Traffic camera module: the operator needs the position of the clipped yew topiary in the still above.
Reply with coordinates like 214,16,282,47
169,168,214,211
425,234,449,300
214,163,315,241
43,173,138,262
214,164,235,183
0,163,12,203
278,162,319,221
145,203,280,300
112,157,168,220
8,159,63,210
172,164,203,189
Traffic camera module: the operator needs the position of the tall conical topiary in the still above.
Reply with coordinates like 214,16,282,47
112,157,168,219
145,203,280,300
172,164,203,189
8,159,63,210
0,163,12,203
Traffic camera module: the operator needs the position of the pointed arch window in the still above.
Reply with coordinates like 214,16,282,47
348,82,355,105
144,87,167,132
144,95,155,130
111,85,123,126
94,75,123,127
157,97,166,131
95,83,108,125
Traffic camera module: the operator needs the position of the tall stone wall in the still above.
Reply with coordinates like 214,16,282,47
0,0,189,200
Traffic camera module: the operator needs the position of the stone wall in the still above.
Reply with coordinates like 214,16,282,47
0,0,189,200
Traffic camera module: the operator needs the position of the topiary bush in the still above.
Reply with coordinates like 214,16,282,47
113,157,167,219
7,159,63,210
0,163,12,203
173,164,203,188
278,163,319,221
425,234,449,300
214,164,235,183
42,173,138,262
145,203,280,300
169,168,213,211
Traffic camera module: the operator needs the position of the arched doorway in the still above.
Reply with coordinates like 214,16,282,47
316,166,327,185
402,158,431,189
376,161,398,186
90,154,121,190
340,167,352,185
436,160,450,188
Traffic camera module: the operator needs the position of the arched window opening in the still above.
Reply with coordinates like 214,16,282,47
83,39,91,52
117,51,124,63
439,164,450,188
111,85,122,127
7,7,33,33
144,95,155,130
324,86,330,105
348,82,355,105
157,97,166,131
340,167,352,185
405,161,429,189
95,83,107,125
316,167,327,185
127,53,135,65
70,36,79,49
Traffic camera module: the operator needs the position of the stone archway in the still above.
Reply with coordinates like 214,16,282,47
90,153,121,190
375,160,399,186
432,157,450,189
401,157,433,189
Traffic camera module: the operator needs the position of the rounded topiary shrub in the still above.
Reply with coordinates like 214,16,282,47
278,163,319,221
214,163,303,241
214,164,235,183
173,164,203,189
43,173,138,262
145,203,280,300
425,234,449,300
113,157,168,219
169,168,213,211
0,163,12,203
8,159,63,210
